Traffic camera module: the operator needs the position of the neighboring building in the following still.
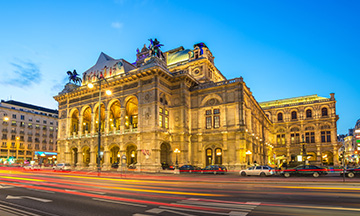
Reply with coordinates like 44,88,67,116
54,40,339,171
259,94,339,166
0,100,58,165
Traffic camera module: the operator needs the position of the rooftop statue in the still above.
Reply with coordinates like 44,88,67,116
67,69,82,85
149,38,165,59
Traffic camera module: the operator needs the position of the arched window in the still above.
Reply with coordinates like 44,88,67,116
277,113,283,121
306,109,312,118
321,107,328,117
291,111,297,120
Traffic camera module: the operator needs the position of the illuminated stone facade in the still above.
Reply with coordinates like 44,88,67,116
54,42,274,171
259,94,340,166
0,100,58,164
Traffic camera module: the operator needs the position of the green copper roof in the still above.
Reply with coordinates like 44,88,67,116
259,94,329,108
167,49,190,66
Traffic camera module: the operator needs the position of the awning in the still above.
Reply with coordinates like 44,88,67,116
34,151,57,157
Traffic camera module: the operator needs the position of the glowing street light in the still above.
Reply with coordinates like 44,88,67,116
174,148,180,169
87,70,112,176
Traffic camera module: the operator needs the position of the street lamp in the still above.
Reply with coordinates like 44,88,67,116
246,150,252,166
174,148,180,169
87,72,112,176
301,135,306,166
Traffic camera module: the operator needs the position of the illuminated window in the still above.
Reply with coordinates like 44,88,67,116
159,107,169,129
159,115,163,127
277,134,285,145
214,116,220,128
206,110,212,115
213,109,220,114
206,117,212,129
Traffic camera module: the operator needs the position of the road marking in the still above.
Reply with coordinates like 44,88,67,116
6,195,52,203
0,185,15,189
133,214,152,216
27,188,55,194
159,206,229,215
92,198,147,207
0,203,42,216
178,200,255,211
146,208,195,216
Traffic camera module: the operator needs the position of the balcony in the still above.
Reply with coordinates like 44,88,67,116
28,125,33,129
35,133,40,137
11,123,17,126
20,131,25,135
2,122,8,126
11,130,16,134
2,129,8,133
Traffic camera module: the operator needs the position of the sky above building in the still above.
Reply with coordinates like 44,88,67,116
0,0,359,134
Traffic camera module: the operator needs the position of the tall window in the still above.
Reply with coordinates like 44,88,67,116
159,108,169,129
291,111,297,120
277,134,285,145
322,108,328,117
306,109,312,118
290,127,300,144
277,113,283,121
205,108,220,129
304,126,315,143
321,131,331,143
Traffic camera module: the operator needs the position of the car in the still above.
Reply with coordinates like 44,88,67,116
161,163,175,170
179,165,201,173
128,163,137,169
344,167,360,178
281,165,327,178
23,164,41,171
53,163,71,171
111,162,119,168
202,165,227,174
240,165,275,177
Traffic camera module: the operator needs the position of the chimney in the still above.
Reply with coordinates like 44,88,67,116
330,93,335,101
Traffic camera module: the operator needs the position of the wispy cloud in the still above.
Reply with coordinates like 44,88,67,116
2,60,42,87
111,22,123,29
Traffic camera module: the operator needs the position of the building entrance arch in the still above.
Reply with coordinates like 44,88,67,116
82,146,90,167
205,146,223,166
70,147,78,166
109,145,120,164
126,144,137,166
160,143,171,166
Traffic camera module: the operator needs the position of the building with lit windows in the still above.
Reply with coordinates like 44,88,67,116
0,100,58,165
54,40,339,171
259,94,339,166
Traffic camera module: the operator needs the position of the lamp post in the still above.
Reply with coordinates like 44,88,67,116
174,148,180,169
88,72,111,176
301,135,306,166
246,150,252,166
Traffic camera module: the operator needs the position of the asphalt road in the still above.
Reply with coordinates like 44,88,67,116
0,168,360,216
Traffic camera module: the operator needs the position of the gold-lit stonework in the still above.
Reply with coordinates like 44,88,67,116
54,41,339,171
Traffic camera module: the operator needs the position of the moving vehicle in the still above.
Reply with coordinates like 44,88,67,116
281,165,327,178
344,167,360,178
23,164,41,171
202,165,227,174
179,165,201,173
240,165,275,177
53,163,71,171
111,162,119,168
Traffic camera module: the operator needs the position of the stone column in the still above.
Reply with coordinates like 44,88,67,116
120,108,126,132
89,144,97,170
76,150,84,170
102,143,111,171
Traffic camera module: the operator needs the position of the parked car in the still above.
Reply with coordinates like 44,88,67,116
23,164,41,171
179,165,201,173
161,163,175,170
344,167,360,178
202,165,227,174
53,163,71,171
281,165,327,178
240,165,275,177
111,162,119,168
128,163,137,169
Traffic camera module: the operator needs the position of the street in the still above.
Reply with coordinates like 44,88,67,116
0,168,360,216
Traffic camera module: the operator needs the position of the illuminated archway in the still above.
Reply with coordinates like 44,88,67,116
109,101,121,131
82,107,92,133
94,104,105,132
70,110,79,135
126,144,137,165
125,97,138,129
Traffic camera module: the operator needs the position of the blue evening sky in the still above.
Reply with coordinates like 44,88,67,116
0,0,359,134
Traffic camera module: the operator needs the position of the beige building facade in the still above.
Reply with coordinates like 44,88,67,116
54,41,274,171
0,100,58,165
259,94,339,166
